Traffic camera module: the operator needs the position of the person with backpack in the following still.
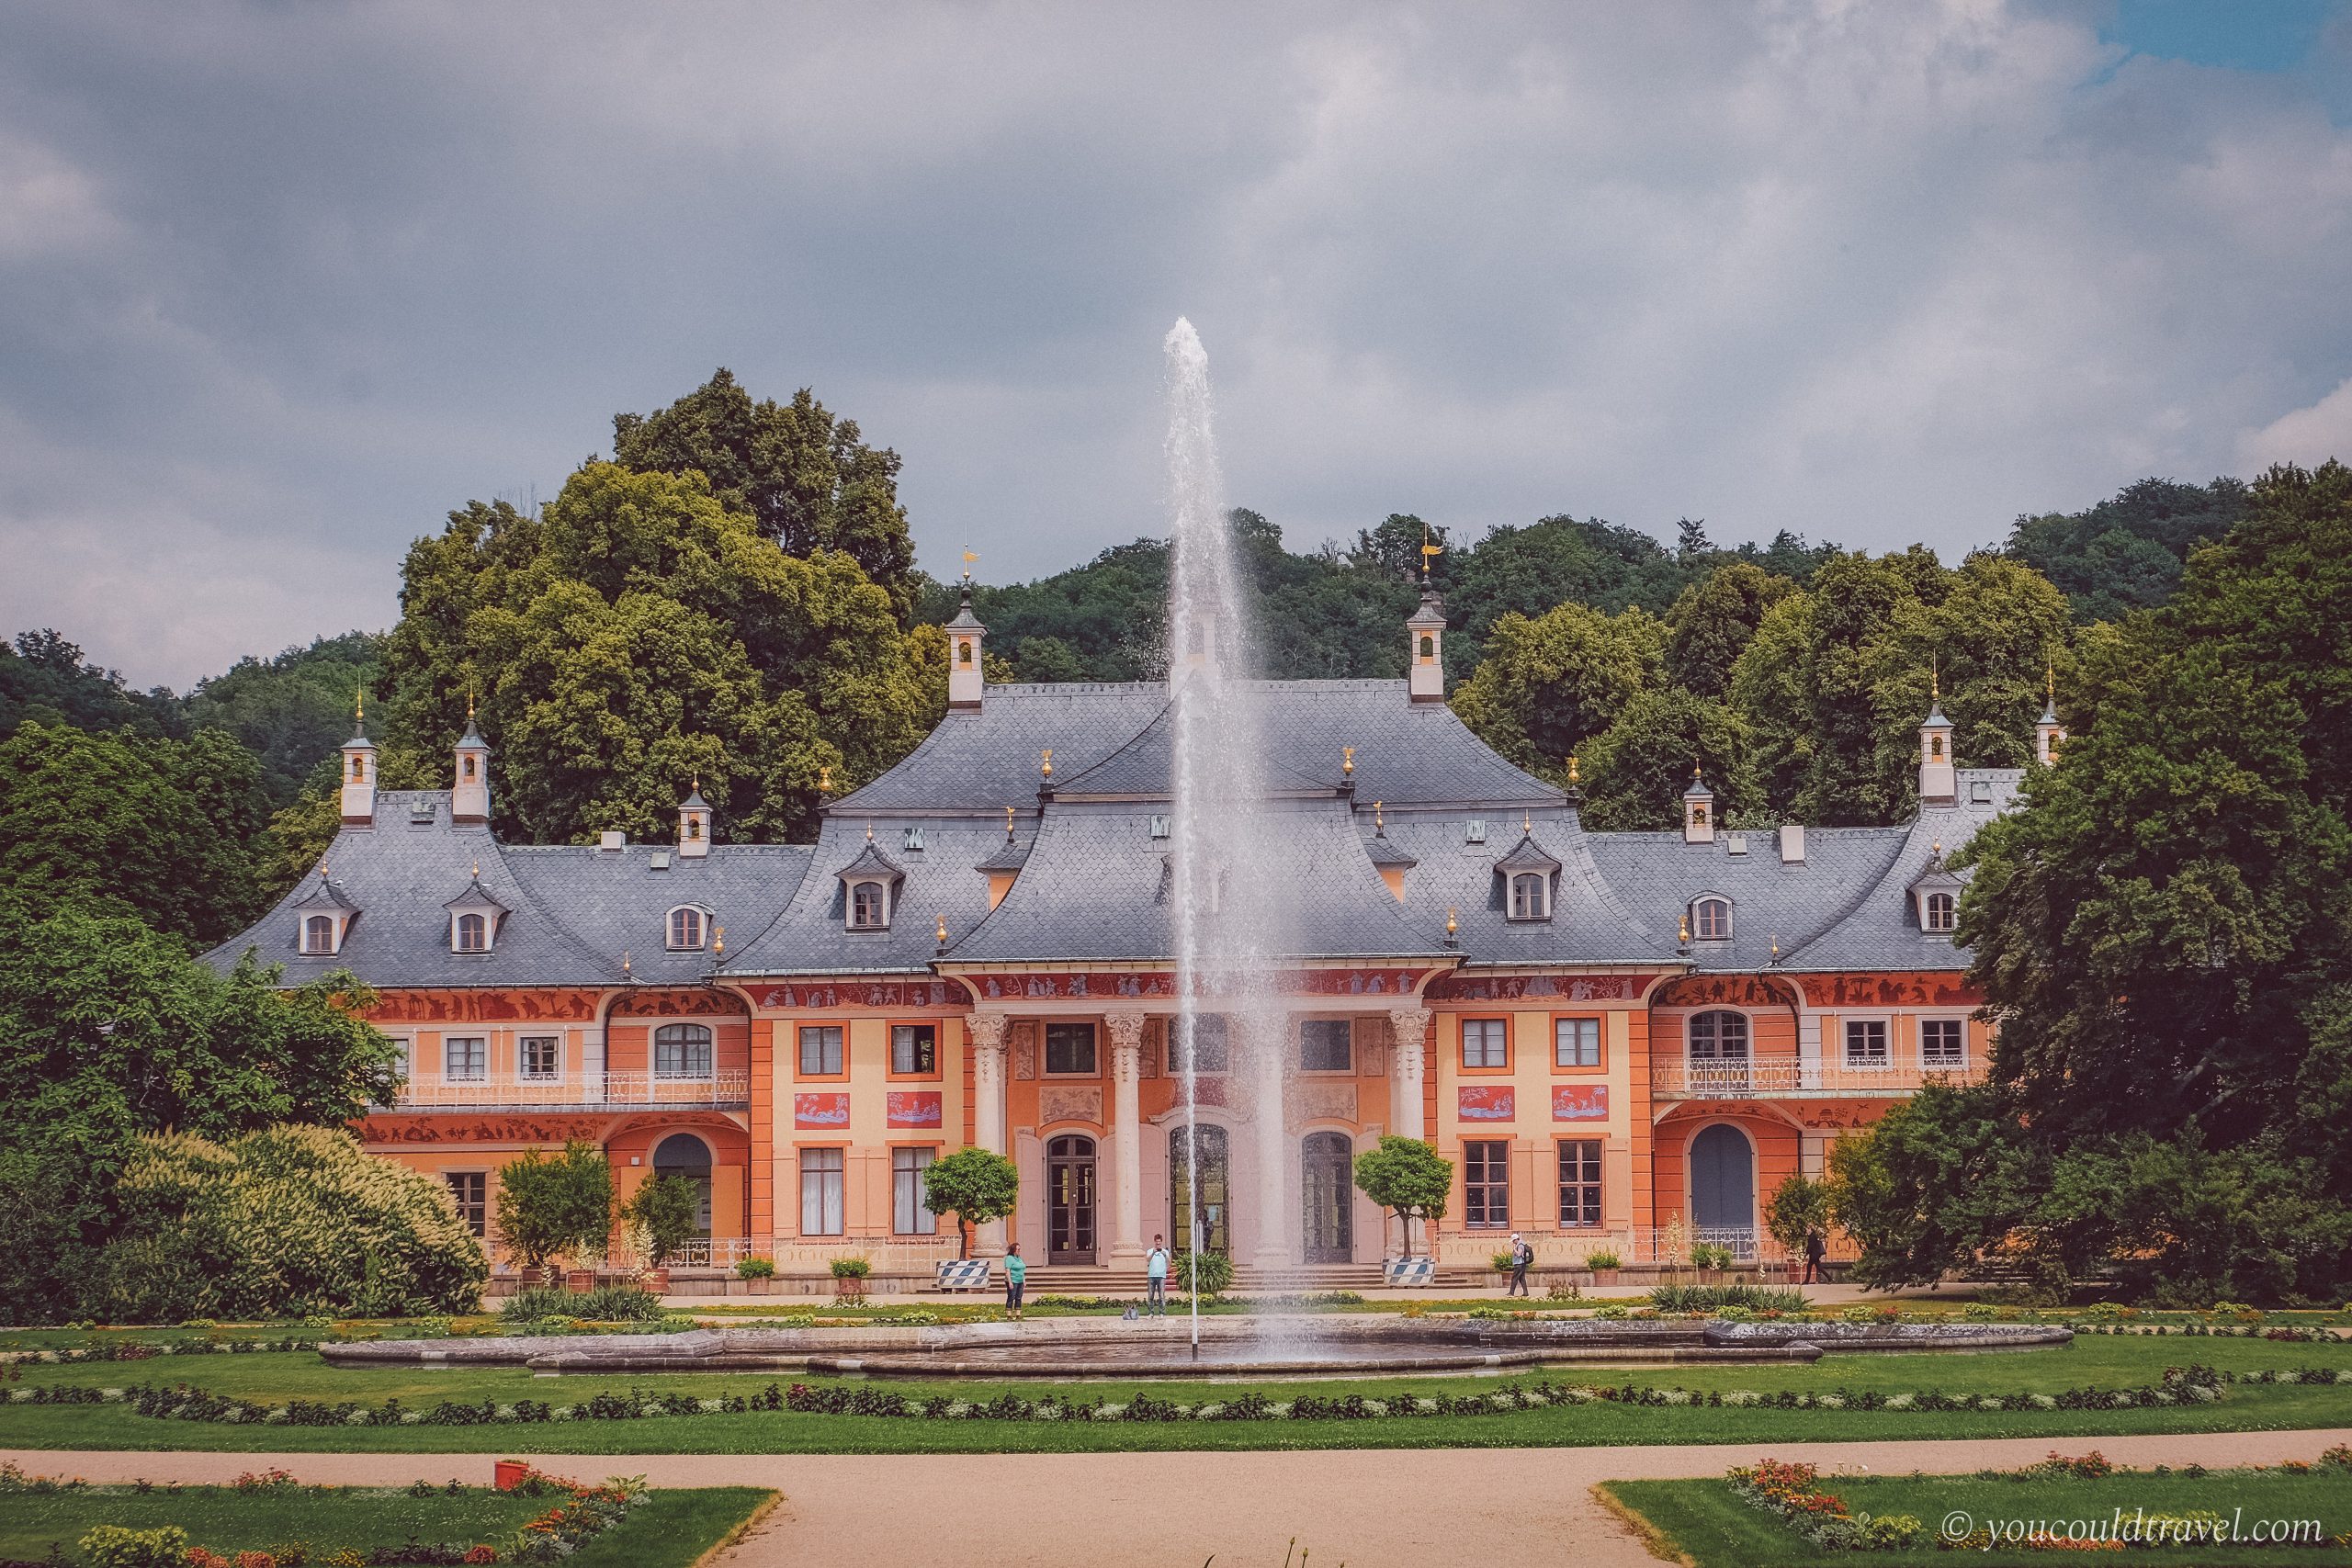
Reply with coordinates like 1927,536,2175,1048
1144,1234,1170,1316
1506,1232,1532,1297
1803,1228,1827,1285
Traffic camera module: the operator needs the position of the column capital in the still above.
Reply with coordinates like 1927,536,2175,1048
967,1010,1010,1051
1104,1009,1148,1053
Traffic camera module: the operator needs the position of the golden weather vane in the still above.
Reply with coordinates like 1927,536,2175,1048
1419,523,1443,581
962,547,978,583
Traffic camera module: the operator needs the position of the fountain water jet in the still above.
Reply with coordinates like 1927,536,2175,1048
1163,319,1292,1351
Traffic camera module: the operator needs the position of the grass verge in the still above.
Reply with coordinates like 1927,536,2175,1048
1602,1470,2352,1568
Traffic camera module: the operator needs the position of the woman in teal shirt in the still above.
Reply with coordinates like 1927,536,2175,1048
1004,1243,1026,1319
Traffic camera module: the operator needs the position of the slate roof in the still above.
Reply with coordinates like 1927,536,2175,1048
213,686,2018,989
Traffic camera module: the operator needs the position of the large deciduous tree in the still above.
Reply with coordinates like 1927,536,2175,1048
376,463,942,845
1577,688,1759,831
611,368,920,624
1449,603,1664,782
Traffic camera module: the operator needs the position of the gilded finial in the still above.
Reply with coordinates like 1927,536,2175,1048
467,690,476,721
1004,804,1016,839
1374,800,1385,833
936,915,948,948
865,821,874,842
1567,754,1578,786
1445,907,1458,937
817,764,831,795
1523,809,1532,834
1342,745,1355,777
470,859,479,880
621,949,632,977
962,546,978,583
1771,934,1781,960
2047,658,2055,704
1930,660,1939,702
1692,760,1702,779
1678,913,1690,945
1931,840,1943,859
355,689,364,728
712,924,725,956
1419,522,1442,581
1041,748,1053,780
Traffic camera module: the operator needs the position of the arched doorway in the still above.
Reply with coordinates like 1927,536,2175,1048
652,1132,714,1236
1046,1134,1098,1265
1688,1010,1751,1094
1169,1123,1229,1257
1300,1132,1354,1264
1689,1123,1755,1253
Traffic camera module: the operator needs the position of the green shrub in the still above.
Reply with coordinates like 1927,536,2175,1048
1962,1303,2000,1321
830,1257,872,1280
1490,1251,1518,1272
87,1125,485,1322
1648,1283,1809,1314
1175,1249,1233,1297
1593,1303,1630,1319
78,1524,188,1567
1583,1249,1622,1271
495,1141,613,1271
736,1257,776,1280
620,1174,701,1269
498,1285,664,1324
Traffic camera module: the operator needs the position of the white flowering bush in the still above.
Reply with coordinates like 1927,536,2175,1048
86,1125,487,1321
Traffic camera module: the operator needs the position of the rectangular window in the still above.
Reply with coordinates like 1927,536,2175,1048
799,1147,845,1235
1299,1019,1353,1072
389,1035,413,1085
1556,1139,1602,1228
890,1023,937,1076
798,1025,843,1077
444,1036,486,1081
519,1036,560,1079
1462,1017,1509,1070
1845,1020,1889,1068
1044,1021,1097,1075
892,1146,938,1235
1169,1013,1228,1074
1921,1019,1966,1068
1554,1017,1600,1068
1464,1139,1510,1229
654,1026,713,1078
444,1171,487,1238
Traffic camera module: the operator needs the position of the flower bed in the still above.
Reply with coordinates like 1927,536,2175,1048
45,1361,2318,1430
1727,1457,1927,1551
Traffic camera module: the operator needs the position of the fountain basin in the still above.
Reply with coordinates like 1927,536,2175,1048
322,1315,2067,1377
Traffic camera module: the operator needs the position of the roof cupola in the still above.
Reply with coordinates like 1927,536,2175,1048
340,691,377,827
2034,660,2065,767
1918,670,1956,807
678,778,712,858
452,694,492,825
1682,763,1715,844
945,567,986,711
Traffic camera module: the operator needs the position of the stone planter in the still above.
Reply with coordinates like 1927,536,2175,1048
834,1274,867,1302
1591,1269,1622,1287
564,1269,598,1293
641,1267,671,1293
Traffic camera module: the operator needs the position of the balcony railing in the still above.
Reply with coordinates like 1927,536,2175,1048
1650,1058,1985,1100
395,1071,752,1109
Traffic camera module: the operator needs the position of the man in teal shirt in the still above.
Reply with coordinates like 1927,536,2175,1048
1004,1243,1026,1319
1145,1234,1170,1315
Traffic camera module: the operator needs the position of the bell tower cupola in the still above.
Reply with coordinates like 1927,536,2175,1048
1918,671,1956,807
945,560,986,711
339,692,377,827
678,779,712,858
1682,763,1715,844
452,694,492,825
2035,660,2065,767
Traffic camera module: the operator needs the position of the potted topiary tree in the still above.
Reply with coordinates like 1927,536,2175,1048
831,1256,872,1301
736,1257,777,1295
1765,1173,1834,1284
921,1146,1020,1284
497,1141,614,1292
1352,1135,1453,1281
620,1173,701,1294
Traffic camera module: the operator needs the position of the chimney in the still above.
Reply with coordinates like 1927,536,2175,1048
1778,824,1805,864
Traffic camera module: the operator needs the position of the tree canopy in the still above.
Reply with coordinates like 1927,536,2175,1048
2007,476,2250,624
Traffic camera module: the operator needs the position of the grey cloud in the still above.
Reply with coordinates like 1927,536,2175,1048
1,0,2347,685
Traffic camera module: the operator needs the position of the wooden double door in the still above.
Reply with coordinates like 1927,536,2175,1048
1047,1134,1097,1264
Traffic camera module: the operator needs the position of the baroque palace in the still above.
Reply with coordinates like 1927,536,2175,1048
210,591,2059,1284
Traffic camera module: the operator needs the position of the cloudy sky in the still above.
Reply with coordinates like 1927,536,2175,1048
5,1,2350,687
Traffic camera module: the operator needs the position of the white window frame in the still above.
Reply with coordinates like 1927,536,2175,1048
666,906,707,950
797,1024,844,1077
300,914,339,955
1461,1016,1509,1070
452,911,492,953
800,1146,845,1236
653,1021,716,1080
848,880,889,931
1691,897,1732,942
892,1145,938,1235
1842,1016,1893,1071
1922,890,1957,932
444,1035,487,1081
519,1034,562,1080
1508,873,1549,920
1919,1015,1969,1071
1555,1016,1600,1068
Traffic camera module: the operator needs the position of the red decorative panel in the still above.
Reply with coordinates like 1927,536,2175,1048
744,980,961,1010
1552,1083,1608,1122
610,989,743,1018
953,968,1432,1003
1427,973,1656,1003
366,989,602,1023
887,1091,944,1128
794,1092,851,1129
1653,974,1800,1010
1457,1085,1515,1122
1793,973,1976,1009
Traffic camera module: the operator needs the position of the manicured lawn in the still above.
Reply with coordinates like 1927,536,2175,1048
3,1331,2346,1454
1605,1468,2352,1567
0,1481,775,1567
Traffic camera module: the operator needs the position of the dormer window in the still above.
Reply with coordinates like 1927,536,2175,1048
1149,814,1170,840
1509,873,1549,920
667,906,707,950
1691,897,1731,941
850,882,888,930
301,915,338,955
902,826,925,852
1923,891,1956,932
455,912,490,952
835,834,907,933
1464,819,1487,844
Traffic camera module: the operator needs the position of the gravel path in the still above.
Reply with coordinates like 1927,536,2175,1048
9,1428,2348,1567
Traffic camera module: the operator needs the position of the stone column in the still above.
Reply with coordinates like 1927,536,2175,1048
1388,1007,1430,1142
1106,1010,1148,1263
1245,1012,1292,1270
967,1011,1010,1252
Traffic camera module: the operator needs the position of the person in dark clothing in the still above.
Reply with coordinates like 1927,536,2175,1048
1507,1232,1532,1297
1803,1229,1827,1285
